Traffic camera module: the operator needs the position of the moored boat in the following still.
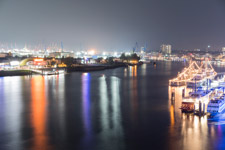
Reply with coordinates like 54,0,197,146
181,90,213,113
207,94,225,117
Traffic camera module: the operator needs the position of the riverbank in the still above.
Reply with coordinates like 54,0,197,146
0,63,128,77
0,70,33,77
67,63,127,72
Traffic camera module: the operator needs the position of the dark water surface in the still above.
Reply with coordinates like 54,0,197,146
1,62,225,150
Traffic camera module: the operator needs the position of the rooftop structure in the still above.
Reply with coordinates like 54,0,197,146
169,61,217,86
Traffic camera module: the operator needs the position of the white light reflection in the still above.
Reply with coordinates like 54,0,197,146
165,61,172,75
99,75,109,130
124,68,127,77
180,115,209,150
97,76,124,149
168,85,215,150
111,76,123,138
141,64,147,76
4,77,22,150
54,75,66,138
0,77,5,136
98,75,110,149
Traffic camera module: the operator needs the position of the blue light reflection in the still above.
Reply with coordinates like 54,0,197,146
82,73,92,137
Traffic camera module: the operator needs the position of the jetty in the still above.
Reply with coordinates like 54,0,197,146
169,61,217,86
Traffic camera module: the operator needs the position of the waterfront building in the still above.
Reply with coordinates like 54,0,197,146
61,51,74,58
222,47,225,55
49,51,74,58
49,52,61,58
161,44,172,55
194,49,201,52
0,53,9,58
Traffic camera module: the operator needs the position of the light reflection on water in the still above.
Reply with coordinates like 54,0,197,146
99,75,109,132
129,66,138,124
47,75,66,141
0,77,6,149
55,75,66,139
31,76,50,150
4,77,23,150
110,76,124,148
81,73,92,146
1,62,225,150
141,64,147,76
97,75,124,149
168,85,216,150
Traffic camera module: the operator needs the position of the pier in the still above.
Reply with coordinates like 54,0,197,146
169,61,217,87
169,60,225,116
30,68,65,75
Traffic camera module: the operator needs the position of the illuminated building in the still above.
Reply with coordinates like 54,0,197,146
49,51,74,58
33,58,45,66
161,44,172,55
194,49,201,52
0,53,9,58
222,47,225,55
129,59,138,64
49,52,61,58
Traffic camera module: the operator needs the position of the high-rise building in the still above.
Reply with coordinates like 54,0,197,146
160,44,171,55
222,47,225,55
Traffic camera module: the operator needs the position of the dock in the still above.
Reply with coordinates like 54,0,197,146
169,60,225,116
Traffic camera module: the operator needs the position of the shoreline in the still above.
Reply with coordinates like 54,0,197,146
0,64,128,77
67,63,127,72
0,70,33,77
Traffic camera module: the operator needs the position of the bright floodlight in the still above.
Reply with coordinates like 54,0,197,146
88,50,95,55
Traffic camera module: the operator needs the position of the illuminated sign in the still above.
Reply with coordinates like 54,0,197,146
34,58,43,62
33,58,44,65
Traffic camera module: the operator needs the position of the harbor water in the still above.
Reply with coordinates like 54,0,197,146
1,61,225,150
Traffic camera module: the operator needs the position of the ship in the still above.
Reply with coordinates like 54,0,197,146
207,94,225,118
181,90,212,113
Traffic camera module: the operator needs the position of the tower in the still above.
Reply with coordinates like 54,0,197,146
222,47,225,55
144,42,147,52
135,42,138,52
61,41,64,52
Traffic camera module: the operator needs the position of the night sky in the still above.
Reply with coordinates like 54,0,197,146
0,0,225,51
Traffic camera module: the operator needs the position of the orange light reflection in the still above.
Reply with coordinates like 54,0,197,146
31,76,50,150
130,66,138,124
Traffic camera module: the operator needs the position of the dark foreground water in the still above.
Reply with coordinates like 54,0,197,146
1,62,225,150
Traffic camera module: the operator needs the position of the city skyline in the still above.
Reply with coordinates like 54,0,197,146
0,41,224,52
